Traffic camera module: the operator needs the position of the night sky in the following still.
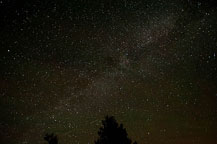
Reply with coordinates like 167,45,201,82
1,0,217,144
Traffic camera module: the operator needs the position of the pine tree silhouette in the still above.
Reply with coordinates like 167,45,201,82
95,116,137,144
44,133,58,144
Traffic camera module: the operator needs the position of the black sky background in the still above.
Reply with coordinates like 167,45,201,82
1,0,217,144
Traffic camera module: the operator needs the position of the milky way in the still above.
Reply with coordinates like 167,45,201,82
1,0,217,144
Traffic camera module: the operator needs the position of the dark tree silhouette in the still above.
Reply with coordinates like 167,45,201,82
44,133,58,144
95,116,137,144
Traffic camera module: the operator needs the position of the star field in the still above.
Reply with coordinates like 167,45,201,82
0,0,217,144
